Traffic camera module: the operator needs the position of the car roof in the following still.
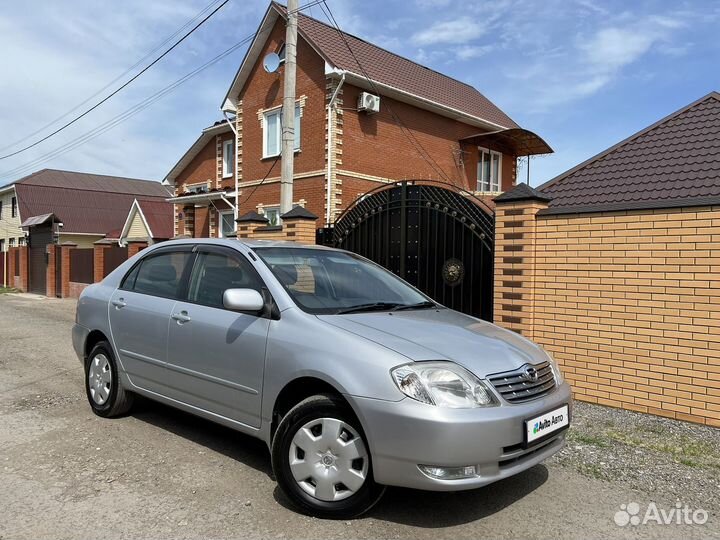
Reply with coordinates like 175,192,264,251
155,238,343,252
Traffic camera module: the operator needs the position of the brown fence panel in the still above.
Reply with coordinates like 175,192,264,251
70,249,94,284
103,246,128,277
14,249,19,276
55,248,62,297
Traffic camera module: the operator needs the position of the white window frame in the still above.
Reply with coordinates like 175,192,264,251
186,182,208,194
9,238,15,248
262,104,301,159
477,147,502,193
218,209,236,238
222,139,234,178
262,205,281,226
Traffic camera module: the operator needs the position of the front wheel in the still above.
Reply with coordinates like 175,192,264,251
271,394,385,518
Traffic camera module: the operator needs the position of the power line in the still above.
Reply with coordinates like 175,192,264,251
0,0,227,155
318,0,457,187
0,1,326,181
0,36,253,181
0,0,230,161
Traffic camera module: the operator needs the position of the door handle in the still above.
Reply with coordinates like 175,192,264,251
171,311,191,324
111,298,126,309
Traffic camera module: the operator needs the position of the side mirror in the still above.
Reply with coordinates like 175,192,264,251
223,288,265,312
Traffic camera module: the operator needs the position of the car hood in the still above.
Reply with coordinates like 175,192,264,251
317,308,548,377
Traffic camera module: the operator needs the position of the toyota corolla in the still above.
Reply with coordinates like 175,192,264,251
72,239,572,518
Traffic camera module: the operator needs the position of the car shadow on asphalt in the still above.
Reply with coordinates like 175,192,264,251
130,397,273,478
272,463,549,526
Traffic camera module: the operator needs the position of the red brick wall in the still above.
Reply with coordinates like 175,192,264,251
341,83,516,191
238,20,327,184
176,136,219,190
237,176,326,220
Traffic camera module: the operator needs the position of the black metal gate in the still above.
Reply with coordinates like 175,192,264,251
28,224,52,295
331,181,494,321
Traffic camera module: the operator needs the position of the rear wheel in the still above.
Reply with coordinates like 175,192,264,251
271,394,385,518
84,341,133,418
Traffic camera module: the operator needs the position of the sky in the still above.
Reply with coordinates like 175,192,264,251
0,0,718,188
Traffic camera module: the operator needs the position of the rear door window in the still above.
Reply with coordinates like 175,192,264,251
126,250,194,300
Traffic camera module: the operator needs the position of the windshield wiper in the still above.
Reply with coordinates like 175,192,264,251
391,301,438,311
336,302,403,314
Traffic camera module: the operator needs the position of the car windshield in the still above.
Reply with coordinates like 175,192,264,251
253,247,435,315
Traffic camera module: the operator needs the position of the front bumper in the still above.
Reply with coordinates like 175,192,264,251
350,381,572,491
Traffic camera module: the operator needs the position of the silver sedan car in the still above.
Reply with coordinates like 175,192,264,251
73,239,571,518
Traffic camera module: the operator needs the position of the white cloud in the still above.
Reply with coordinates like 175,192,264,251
412,17,488,45
455,44,493,60
415,0,452,7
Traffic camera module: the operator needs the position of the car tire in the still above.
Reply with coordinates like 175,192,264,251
271,393,386,519
84,340,134,418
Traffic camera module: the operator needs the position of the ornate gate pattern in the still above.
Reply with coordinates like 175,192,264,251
331,181,495,321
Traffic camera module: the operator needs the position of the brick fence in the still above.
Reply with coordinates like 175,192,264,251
495,189,720,427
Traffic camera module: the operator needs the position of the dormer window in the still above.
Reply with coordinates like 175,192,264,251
277,43,286,65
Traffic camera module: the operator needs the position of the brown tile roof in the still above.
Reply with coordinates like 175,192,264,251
12,169,171,235
137,198,174,239
262,3,518,129
539,92,720,214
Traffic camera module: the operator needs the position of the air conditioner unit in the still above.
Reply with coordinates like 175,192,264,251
357,92,380,114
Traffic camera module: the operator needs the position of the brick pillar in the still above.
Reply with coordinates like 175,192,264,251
493,184,551,340
46,244,57,298
281,207,318,244
60,242,77,298
93,241,113,283
236,211,269,239
18,245,29,292
127,242,148,259
7,248,16,288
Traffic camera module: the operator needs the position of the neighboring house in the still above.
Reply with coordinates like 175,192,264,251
0,168,172,248
0,169,172,294
165,1,549,238
493,91,720,426
116,198,175,246
0,183,23,252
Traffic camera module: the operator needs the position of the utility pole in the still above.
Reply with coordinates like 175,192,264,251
280,0,298,214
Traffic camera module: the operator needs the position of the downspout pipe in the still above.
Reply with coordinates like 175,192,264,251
326,72,345,226
222,110,239,221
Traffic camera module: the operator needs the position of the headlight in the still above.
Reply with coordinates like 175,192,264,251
391,361,497,408
544,349,564,384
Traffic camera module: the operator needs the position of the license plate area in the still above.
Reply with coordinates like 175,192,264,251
524,404,569,447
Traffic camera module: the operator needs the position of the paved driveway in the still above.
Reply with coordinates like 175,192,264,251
0,293,716,539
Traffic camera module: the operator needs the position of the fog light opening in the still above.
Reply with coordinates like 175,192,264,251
418,464,478,480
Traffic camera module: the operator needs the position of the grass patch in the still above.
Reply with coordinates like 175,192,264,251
0,287,19,294
568,432,610,448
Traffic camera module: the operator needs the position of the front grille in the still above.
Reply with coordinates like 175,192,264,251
488,361,556,403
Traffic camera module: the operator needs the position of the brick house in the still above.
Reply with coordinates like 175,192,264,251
165,2,550,237
494,92,720,426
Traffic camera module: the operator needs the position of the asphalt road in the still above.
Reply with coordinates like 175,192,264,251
0,293,717,540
